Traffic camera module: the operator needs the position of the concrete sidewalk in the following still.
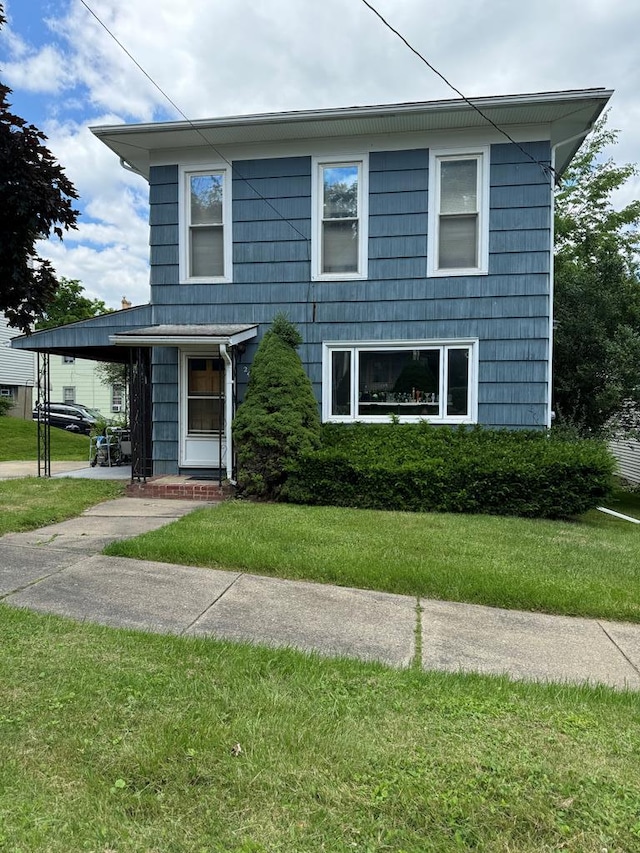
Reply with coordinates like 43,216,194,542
0,460,132,479
1,496,639,690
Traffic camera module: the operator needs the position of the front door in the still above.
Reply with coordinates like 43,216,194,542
180,353,226,468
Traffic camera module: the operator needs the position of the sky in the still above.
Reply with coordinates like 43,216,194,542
1,0,639,310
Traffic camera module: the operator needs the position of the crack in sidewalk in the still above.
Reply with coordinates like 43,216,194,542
597,621,640,679
180,572,245,636
412,597,423,670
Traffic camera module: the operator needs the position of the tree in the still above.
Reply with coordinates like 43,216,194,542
35,277,109,329
553,116,640,436
232,314,321,498
0,5,79,334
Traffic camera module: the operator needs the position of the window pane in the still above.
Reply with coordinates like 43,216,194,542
191,226,224,277
323,166,358,219
63,387,75,403
190,174,223,224
331,351,351,416
440,159,477,214
322,220,358,273
358,350,440,417
447,349,469,416
188,358,223,396
439,214,478,269
188,398,224,434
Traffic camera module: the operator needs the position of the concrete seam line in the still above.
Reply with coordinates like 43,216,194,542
412,597,423,670
597,621,640,679
0,558,84,601
179,571,245,636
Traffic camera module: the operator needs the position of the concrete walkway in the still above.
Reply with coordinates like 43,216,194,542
0,460,132,479
1,496,639,690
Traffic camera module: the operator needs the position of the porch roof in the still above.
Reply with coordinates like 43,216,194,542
110,324,258,347
9,304,153,363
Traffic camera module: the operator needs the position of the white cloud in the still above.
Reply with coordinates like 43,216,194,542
2,0,639,309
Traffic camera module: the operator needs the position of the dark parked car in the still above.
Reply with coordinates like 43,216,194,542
32,403,102,435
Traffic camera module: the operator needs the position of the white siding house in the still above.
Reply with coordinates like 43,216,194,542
48,356,122,415
0,313,35,418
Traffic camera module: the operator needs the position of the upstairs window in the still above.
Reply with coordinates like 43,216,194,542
428,148,489,276
181,167,231,281
312,156,368,280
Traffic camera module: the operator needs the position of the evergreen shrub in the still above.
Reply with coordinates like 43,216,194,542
283,422,615,518
0,397,12,416
232,315,321,499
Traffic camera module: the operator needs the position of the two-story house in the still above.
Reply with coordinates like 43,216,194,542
11,89,612,479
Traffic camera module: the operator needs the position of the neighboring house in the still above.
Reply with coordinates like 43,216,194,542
10,89,612,479
0,313,35,418
609,438,640,486
48,354,125,416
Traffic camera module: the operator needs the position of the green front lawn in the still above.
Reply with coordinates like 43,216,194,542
1,605,639,853
105,497,640,622
0,415,89,461
0,478,125,536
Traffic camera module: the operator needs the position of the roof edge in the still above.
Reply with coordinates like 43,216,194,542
90,88,613,138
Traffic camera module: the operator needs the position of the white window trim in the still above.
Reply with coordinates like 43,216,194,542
322,339,478,425
179,164,232,284
427,146,489,277
311,154,368,281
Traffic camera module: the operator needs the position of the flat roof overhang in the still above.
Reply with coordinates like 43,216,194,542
91,88,613,179
110,324,258,347
9,304,153,362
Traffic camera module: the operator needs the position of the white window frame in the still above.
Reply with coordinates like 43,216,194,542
62,386,75,404
427,147,489,277
311,154,368,281
179,164,232,284
323,339,478,424
111,384,124,413
62,355,75,364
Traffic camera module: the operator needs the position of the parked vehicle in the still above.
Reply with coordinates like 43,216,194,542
32,402,102,435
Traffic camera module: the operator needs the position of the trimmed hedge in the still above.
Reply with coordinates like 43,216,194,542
282,423,615,518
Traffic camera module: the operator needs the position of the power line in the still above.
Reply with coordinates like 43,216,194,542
77,0,311,245
359,0,557,182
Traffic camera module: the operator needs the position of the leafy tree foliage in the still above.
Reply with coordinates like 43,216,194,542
554,116,640,435
233,315,321,498
0,6,79,333
35,278,108,329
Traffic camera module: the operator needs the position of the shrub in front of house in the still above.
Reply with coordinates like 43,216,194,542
232,315,321,499
282,422,615,518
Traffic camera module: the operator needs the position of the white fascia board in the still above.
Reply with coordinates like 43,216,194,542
110,328,258,347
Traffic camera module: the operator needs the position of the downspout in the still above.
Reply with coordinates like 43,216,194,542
548,128,592,429
220,343,234,482
119,157,145,177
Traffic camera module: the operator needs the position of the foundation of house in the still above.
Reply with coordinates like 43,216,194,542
126,475,231,502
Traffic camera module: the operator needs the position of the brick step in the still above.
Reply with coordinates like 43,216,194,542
126,476,228,501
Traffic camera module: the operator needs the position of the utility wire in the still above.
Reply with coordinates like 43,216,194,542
78,0,311,245
359,0,557,182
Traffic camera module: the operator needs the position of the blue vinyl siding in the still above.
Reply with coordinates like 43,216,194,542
146,140,552,468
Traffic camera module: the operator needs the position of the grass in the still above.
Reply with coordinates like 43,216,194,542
105,493,640,623
1,605,640,853
0,478,125,536
0,415,89,461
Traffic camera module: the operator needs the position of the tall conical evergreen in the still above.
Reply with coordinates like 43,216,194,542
232,314,321,498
